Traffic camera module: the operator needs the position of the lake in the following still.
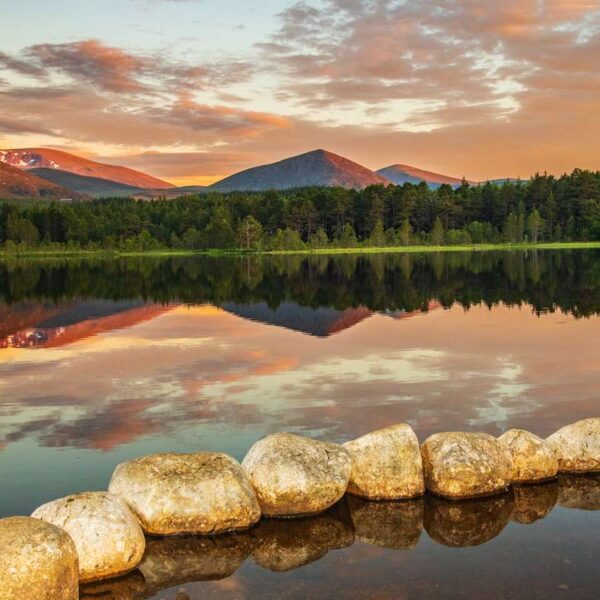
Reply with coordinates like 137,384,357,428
0,250,598,599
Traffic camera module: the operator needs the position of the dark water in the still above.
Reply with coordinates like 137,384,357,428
0,250,598,599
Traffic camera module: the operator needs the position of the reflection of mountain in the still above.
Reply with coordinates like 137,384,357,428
0,301,171,349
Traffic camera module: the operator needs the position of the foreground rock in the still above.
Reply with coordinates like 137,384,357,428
109,452,261,535
140,533,255,592
512,482,559,524
546,418,600,473
0,516,79,600
499,429,558,483
343,424,424,500
32,491,145,583
558,474,600,510
421,432,513,499
252,503,354,571
347,495,424,549
424,493,514,547
242,433,352,516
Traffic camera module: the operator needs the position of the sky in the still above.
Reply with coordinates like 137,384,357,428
1,0,600,185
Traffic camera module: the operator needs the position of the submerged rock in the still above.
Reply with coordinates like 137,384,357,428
140,533,254,592
499,429,558,483
558,474,600,510
79,570,146,600
421,432,513,499
108,452,261,535
424,493,514,547
0,516,79,600
32,491,145,583
251,502,354,572
242,433,352,517
343,424,424,500
347,495,424,549
512,482,559,524
546,418,600,473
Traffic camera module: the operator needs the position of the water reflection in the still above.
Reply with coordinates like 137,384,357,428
558,474,600,510
512,482,559,524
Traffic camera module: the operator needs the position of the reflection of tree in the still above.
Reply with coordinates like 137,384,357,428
1,250,600,317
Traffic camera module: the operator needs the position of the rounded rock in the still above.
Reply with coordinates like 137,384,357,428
108,452,261,535
498,429,558,483
0,516,79,600
343,423,424,500
546,418,600,473
420,432,513,499
32,491,145,583
242,432,352,517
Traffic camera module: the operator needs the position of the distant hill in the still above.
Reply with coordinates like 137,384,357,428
210,149,390,192
0,162,81,200
377,164,470,188
0,148,173,189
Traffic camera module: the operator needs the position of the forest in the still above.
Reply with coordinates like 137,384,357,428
1,169,600,251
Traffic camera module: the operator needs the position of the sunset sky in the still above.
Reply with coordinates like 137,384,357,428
2,0,600,185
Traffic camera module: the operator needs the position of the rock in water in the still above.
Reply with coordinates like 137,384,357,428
546,418,600,473
108,452,261,535
242,433,352,516
498,429,558,483
512,482,558,524
0,516,79,600
420,432,513,499
32,491,145,583
343,424,424,500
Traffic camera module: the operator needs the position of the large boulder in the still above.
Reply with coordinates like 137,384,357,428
242,433,352,517
546,418,600,473
32,491,145,583
343,424,424,500
498,429,558,483
512,482,558,524
0,516,79,600
108,452,261,535
558,474,600,510
421,432,513,499
347,495,424,549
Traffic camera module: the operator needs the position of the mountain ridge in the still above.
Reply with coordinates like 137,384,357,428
0,162,83,200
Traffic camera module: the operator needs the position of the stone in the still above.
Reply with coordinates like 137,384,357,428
499,429,558,483
421,432,513,499
108,452,261,535
424,493,514,547
347,495,423,549
140,533,254,592
251,503,354,572
558,474,600,510
546,418,600,473
0,516,79,600
242,433,352,517
343,424,424,500
79,571,146,600
32,491,145,583
512,482,558,524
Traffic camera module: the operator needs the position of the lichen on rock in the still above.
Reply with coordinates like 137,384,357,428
498,429,558,483
546,418,600,473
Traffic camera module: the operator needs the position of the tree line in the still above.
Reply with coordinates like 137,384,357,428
1,168,600,251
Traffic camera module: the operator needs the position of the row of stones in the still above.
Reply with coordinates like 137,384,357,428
1,418,598,599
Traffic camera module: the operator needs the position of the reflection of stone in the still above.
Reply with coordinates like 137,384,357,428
79,570,146,600
32,491,145,583
0,516,79,600
347,495,423,549
546,418,600,473
252,503,354,572
424,493,514,547
242,433,352,517
140,533,254,592
558,474,600,510
344,424,424,500
421,432,513,499
108,452,261,535
498,429,558,483
512,482,558,524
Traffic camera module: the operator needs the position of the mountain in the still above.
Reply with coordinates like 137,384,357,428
0,148,173,189
0,162,80,200
210,149,390,192
377,164,469,189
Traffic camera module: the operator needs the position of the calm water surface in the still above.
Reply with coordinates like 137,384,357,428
0,251,598,599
